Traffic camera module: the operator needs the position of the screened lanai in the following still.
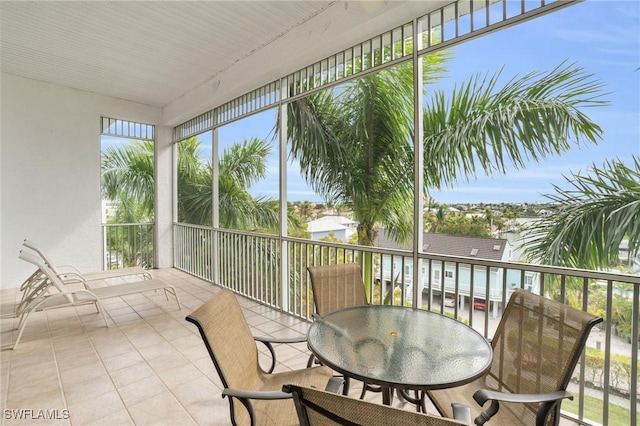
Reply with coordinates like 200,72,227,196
2,1,639,425
1,0,581,286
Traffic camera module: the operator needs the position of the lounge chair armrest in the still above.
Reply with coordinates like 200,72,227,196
55,264,83,274
472,389,573,426
222,388,291,400
254,335,307,374
56,272,88,285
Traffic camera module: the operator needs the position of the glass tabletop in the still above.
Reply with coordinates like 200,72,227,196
307,304,492,391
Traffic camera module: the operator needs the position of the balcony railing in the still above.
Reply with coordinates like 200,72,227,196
173,223,639,426
102,222,154,270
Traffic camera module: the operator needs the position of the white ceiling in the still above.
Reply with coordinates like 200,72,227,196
0,1,446,125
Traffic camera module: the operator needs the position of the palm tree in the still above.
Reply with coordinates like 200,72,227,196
102,140,155,221
524,156,640,270
102,136,283,232
288,59,436,247
287,58,607,248
502,205,521,229
217,137,280,231
297,201,315,220
425,205,447,233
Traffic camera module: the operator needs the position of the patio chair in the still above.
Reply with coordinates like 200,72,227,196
9,250,181,350
426,289,603,426
307,263,371,397
283,384,472,426
185,288,342,426
307,263,425,408
307,263,369,316
22,239,152,285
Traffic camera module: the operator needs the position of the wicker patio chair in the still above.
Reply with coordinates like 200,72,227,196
283,384,472,426
426,289,603,426
185,288,341,426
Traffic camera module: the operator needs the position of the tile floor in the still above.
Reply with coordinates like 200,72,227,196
0,268,434,426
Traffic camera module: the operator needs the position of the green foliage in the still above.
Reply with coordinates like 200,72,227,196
525,156,640,269
584,346,639,397
425,208,490,237
439,215,490,238
562,393,631,426
288,61,423,246
102,140,155,221
289,55,606,250
102,135,298,233
425,205,447,233
423,61,607,189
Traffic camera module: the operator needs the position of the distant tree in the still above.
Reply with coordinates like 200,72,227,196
483,208,495,228
297,200,315,220
524,156,640,269
440,215,490,238
503,205,522,227
425,205,448,233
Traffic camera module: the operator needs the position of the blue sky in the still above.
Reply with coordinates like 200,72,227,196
251,0,638,204
427,0,639,204
105,0,639,205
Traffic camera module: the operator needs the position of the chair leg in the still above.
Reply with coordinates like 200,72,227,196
95,301,109,327
397,389,425,412
359,384,367,400
11,300,43,350
342,376,350,395
306,353,316,368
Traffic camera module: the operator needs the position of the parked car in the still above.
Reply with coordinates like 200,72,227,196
473,299,487,310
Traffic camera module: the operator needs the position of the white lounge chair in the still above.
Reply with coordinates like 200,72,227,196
22,239,152,285
7,250,181,350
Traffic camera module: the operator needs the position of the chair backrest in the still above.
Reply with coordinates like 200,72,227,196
18,250,74,303
486,289,603,425
22,240,61,274
307,263,367,316
185,288,262,395
283,384,468,426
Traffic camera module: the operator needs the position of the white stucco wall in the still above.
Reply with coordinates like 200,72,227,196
1,73,164,288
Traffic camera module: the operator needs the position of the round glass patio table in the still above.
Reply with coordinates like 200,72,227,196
307,304,492,405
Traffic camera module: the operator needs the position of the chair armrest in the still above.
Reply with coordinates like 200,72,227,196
254,335,307,374
254,335,307,345
56,264,83,274
56,272,88,286
451,402,472,424
222,388,292,425
474,389,572,405
472,389,573,426
222,388,291,400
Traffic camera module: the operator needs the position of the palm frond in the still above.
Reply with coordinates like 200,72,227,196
423,61,608,188
524,156,640,269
